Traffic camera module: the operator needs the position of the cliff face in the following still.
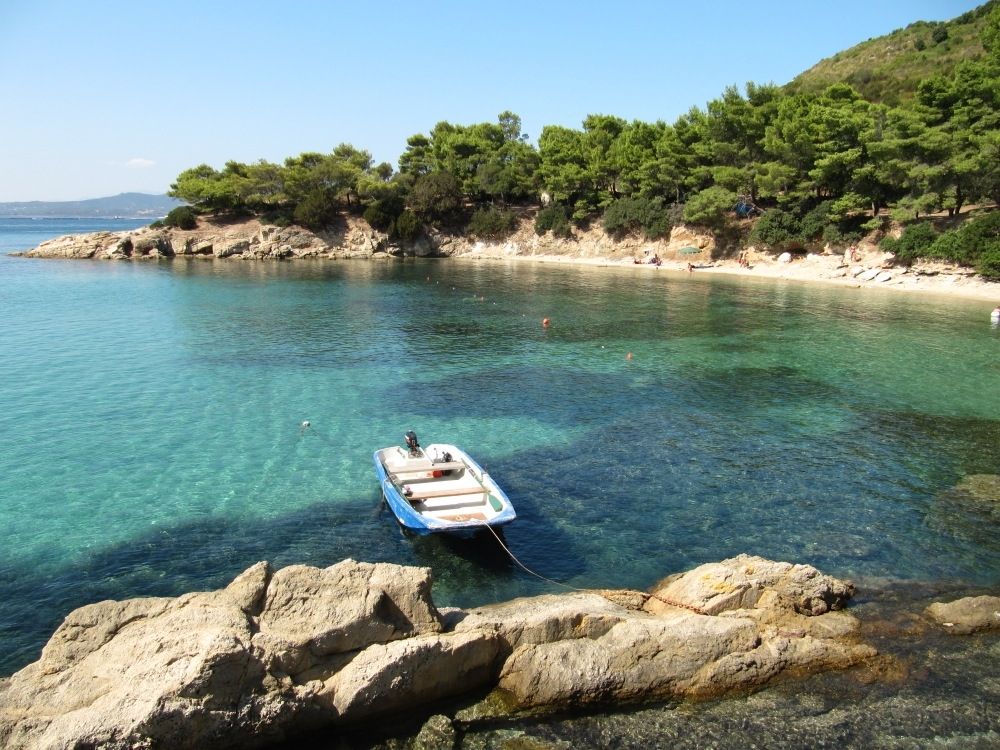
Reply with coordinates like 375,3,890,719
20,215,716,264
0,555,875,750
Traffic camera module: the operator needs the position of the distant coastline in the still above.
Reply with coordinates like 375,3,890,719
0,192,182,219
0,215,164,220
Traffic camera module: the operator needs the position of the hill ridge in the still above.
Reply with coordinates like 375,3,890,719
0,192,183,218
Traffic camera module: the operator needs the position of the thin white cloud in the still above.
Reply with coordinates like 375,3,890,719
125,158,156,169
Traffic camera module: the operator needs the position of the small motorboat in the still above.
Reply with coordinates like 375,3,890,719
373,431,516,535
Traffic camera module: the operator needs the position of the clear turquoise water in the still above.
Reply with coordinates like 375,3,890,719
2,219,1000,675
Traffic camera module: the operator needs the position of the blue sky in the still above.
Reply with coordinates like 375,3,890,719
0,0,986,201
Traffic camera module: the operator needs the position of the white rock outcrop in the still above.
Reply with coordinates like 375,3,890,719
21,215,722,265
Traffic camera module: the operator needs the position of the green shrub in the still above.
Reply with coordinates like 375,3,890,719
960,211,1000,247
467,207,518,240
261,208,293,227
682,186,737,228
409,171,462,224
976,248,1000,280
799,201,833,241
828,192,867,222
880,222,937,262
162,206,198,230
535,205,572,238
602,196,672,240
363,195,404,232
928,211,1000,265
821,223,861,247
571,199,596,223
665,202,684,228
293,189,338,230
391,210,422,241
861,215,889,234
748,209,801,247
926,231,965,262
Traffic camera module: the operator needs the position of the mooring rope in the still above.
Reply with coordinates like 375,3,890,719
478,521,581,592
476,521,708,615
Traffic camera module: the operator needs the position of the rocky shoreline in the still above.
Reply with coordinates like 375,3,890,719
15,215,1000,304
1,554,996,749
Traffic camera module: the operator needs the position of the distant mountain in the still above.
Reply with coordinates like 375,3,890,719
0,192,184,218
787,0,996,105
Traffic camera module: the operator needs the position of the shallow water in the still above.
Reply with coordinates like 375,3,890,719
2,229,1000,677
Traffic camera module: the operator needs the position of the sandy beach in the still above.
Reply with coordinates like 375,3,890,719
456,246,1000,305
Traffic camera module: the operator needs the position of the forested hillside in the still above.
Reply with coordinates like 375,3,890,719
788,0,997,105
166,3,1000,277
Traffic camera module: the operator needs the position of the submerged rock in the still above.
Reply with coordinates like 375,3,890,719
413,714,457,750
954,474,1000,504
926,596,1000,634
0,556,874,749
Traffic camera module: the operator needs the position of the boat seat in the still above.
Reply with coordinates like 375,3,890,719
385,458,434,473
407,485,485,500
413,461,466,473
390,462,467,482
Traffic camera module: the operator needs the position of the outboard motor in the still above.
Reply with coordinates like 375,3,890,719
404,430,420,456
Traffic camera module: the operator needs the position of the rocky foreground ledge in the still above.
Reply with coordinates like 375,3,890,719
0,555,883,750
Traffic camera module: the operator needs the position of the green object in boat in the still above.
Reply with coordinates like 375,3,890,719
488,494,503,512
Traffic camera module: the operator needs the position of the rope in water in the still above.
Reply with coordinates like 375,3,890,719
476,521,708,615
478,521,580,592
